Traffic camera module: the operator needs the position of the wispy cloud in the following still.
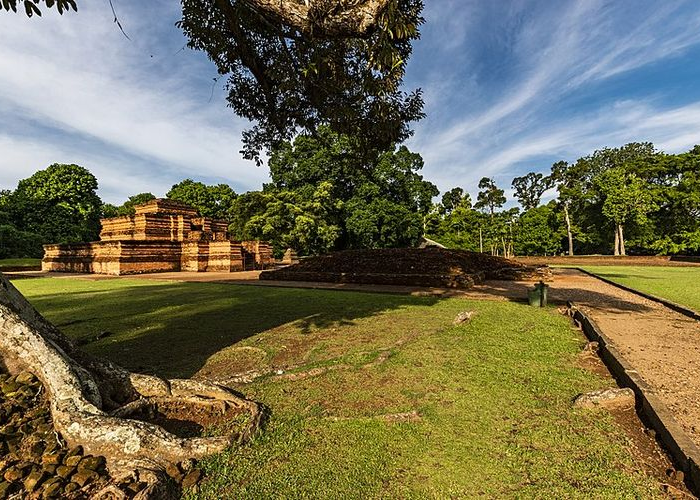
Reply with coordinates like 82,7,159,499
407,0,700,200
0,2,269,203
2,1,700,206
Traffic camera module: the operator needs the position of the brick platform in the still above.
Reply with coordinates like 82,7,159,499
42,199,274,275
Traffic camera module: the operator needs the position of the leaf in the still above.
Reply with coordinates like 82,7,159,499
24,0,41,17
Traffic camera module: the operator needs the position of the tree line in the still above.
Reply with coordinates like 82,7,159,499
427,142,700,257
1,139,698,259
0,127,437,258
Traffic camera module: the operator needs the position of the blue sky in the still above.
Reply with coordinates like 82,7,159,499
2,1,700,204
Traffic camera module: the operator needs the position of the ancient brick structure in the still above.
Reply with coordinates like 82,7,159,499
42,199,274,275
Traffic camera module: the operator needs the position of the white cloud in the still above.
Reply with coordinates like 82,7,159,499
409,0,700,197
0,2,269,203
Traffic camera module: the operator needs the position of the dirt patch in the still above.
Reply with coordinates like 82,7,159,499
574,345,693,497
126,399,248,439
609,405,691,496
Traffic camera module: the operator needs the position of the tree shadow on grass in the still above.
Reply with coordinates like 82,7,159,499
23,281,441,379
474,280,655,314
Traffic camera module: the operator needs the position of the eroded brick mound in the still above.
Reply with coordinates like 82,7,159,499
0,370,205,499
261,248,549,288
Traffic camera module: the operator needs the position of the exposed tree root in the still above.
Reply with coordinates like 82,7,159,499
0,272,261,495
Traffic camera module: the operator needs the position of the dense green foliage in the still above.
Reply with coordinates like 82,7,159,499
0,225,44,259
0,164,102,257
179,0,425,164
15,277,661,497
167,180,237,220
229,127,437,255
428,143,700,256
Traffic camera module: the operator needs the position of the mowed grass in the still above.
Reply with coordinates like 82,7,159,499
581,265,700,313
13,277,661,498
0,258,41,269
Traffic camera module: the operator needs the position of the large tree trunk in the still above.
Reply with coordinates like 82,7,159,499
618,223,626,256
613,226,620,256
563,204,574,256
0,272,261,489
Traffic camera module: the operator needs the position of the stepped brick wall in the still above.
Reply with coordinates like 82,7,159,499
42,199,273,275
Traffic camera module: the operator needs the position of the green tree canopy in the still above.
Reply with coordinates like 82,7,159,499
5,163,102,244
235,127,436,254
179,0,425,163
440,187,470,213
474,177,506,216
511,172,554,211
167,180,237,220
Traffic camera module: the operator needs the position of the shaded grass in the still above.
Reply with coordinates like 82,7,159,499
13,277,661,498
581,265,700,313
0,258,41,269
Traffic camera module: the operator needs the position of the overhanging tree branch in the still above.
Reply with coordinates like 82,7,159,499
239,0,392,37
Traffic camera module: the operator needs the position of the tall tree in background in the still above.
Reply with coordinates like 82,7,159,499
167,179,237,220
474,177,505,217
511,172,554,211
441,187,467,214
595,167,657,255
549,161,576,256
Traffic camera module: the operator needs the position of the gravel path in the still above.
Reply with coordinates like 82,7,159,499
524,268,700,448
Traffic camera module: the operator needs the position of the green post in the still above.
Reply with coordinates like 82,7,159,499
528,281,549,307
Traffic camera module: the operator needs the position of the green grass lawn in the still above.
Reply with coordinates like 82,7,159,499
13,277,661,498
581,265,700,312
0,258,41,269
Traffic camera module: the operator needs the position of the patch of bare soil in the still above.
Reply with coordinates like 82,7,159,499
127,399,248,439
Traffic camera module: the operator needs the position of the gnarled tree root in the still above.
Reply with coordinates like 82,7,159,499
0,272,262,493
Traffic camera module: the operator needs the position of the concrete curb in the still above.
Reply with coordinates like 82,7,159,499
568,301,700,495
575,267,700,321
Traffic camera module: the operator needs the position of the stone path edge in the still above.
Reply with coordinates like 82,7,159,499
568,301,700,495
575,267,700,321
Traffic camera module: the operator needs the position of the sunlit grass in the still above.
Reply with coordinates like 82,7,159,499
13,277,661,498
581,265,700,312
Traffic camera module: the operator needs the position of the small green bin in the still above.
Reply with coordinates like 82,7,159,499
528,281,549,307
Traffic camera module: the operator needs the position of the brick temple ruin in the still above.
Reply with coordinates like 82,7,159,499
42,199,274,275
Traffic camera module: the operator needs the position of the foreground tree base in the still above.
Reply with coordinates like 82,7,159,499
0,272,262,496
